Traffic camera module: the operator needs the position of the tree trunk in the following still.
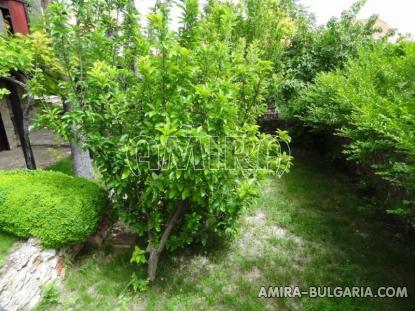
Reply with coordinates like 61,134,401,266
70,136,94,180
41,0,50,10
147,202,186,282
63,102,94,180
147,248,161,282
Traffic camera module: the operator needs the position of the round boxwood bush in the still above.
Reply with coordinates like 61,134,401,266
0,170,107,248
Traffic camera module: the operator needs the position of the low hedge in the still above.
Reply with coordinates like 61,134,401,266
0,170,107,248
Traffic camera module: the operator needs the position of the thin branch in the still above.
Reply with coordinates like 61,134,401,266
156,201,186,253
1,76,27,88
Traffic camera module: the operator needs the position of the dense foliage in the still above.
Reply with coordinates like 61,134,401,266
279,0,378,111
0,170,107,247
2,0,411,282
295,42,415,220
31,0,291,279
0,31,58,98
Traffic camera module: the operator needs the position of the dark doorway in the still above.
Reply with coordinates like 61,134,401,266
0,113,10,151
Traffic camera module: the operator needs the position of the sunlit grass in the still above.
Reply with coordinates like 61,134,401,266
45,157,73,176
54,152,415,310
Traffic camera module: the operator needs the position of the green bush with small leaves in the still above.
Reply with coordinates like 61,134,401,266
0,170,107,247
295,41,415,219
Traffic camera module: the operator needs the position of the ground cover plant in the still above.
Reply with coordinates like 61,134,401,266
0,170,107,247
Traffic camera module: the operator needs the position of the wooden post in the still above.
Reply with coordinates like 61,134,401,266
0,1,33,168
5,81,36,169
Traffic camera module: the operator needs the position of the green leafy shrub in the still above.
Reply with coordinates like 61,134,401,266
0,170,107,247
33,0,291,280
296,41,415,219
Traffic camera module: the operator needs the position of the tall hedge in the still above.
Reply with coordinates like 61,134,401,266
0,170,107,247
295,41,415,220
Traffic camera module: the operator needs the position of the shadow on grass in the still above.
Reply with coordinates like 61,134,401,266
59,151,415,311
262,151,415,310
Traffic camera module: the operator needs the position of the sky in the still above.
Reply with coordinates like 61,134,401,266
134,0,415,36
298,0,415,35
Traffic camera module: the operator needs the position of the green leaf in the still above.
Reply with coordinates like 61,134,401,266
130,246,147,265
121,168,131,180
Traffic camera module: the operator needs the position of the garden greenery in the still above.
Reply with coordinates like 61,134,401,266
1,0,412,281
279,0,378,109
295,42,415,220
0,31,59,98
32,0,292,280
0,170,107,247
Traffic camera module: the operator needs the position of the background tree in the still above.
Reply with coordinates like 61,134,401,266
279,0,378,113
0,32,58,169
0,3,95,177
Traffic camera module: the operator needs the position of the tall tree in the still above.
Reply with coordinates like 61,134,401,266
35,0,291,280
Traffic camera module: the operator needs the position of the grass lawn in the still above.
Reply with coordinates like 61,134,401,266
0,232,17,267
46,157,73,176
47,152,415,310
